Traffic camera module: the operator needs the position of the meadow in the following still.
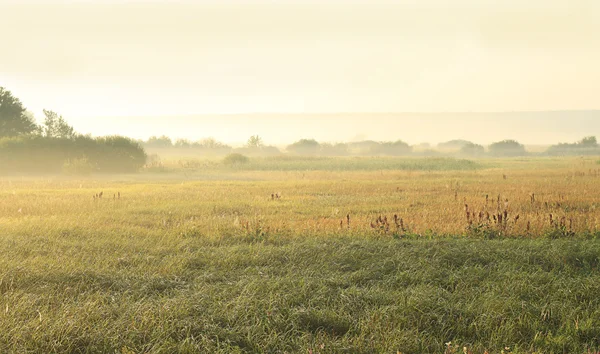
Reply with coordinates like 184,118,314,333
1,156,600,353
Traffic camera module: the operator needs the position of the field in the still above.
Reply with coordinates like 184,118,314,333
1,156,600,353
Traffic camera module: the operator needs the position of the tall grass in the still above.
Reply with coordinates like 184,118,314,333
1,157,600,352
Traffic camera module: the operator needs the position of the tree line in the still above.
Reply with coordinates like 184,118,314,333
2,85,597,175
143,135,599,158
0,87,146,174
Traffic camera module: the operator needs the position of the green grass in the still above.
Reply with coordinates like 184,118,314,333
1,234,600,353
2,157,600,353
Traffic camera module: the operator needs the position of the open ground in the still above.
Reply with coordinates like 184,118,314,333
1,156,600,353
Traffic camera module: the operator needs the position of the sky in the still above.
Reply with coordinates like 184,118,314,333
1,0,599,144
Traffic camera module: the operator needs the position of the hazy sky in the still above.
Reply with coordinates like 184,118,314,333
1,0,599,143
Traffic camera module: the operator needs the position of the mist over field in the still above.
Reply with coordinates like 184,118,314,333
80,111,600,146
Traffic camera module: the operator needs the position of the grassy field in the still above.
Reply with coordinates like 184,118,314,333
1,156,600,353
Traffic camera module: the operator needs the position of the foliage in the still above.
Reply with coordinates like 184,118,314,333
233,145,281,157
223,153,250,165
342,140,411,156
0,87,38,138
247,135,264,148
437,139,473,151
197,137,230,150
145,135,173,148
459,142,485,156
91,135,148,173
0,135,146,174
144,137,232,156
173,138,192,148
580,136,598,146
377,140,412,156
347,140,381,155
320,142,349,156
546,136,600,156
62,157,96,175
42,109,76,139
286,138,321,155
488,139,527,157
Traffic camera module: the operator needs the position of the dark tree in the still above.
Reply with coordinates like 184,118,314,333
43,109,76,139
0,87,38,138
579,136,597,147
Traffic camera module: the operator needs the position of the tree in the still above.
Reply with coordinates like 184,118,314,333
145,135,173,148
287,139,321,155
459,142,485,156
488,140,527,157
348,140,381,155
174,139,192,148
223,153,249,165
579,136,597,147
0,87,38,138
43,109,76,139
437,140,473,152
379,140,412,156
247,135,263,148
546,136,599,156
321,143,349,156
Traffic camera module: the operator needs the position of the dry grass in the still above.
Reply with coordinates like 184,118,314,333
3,157,598,240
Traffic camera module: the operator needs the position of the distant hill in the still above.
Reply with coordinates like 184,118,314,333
78,111,600,146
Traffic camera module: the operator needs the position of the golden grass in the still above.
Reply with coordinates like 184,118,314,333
1,157,599,240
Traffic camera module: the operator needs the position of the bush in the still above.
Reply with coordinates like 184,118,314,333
223,153,249,166
0,135,147,174
91,136,147,173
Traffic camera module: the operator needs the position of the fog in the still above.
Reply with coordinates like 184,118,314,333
1,0,599,146
75,112,600,147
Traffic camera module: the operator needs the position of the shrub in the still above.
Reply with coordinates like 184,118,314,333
223,153,249,165
0,135,147,174
91,136,147,173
